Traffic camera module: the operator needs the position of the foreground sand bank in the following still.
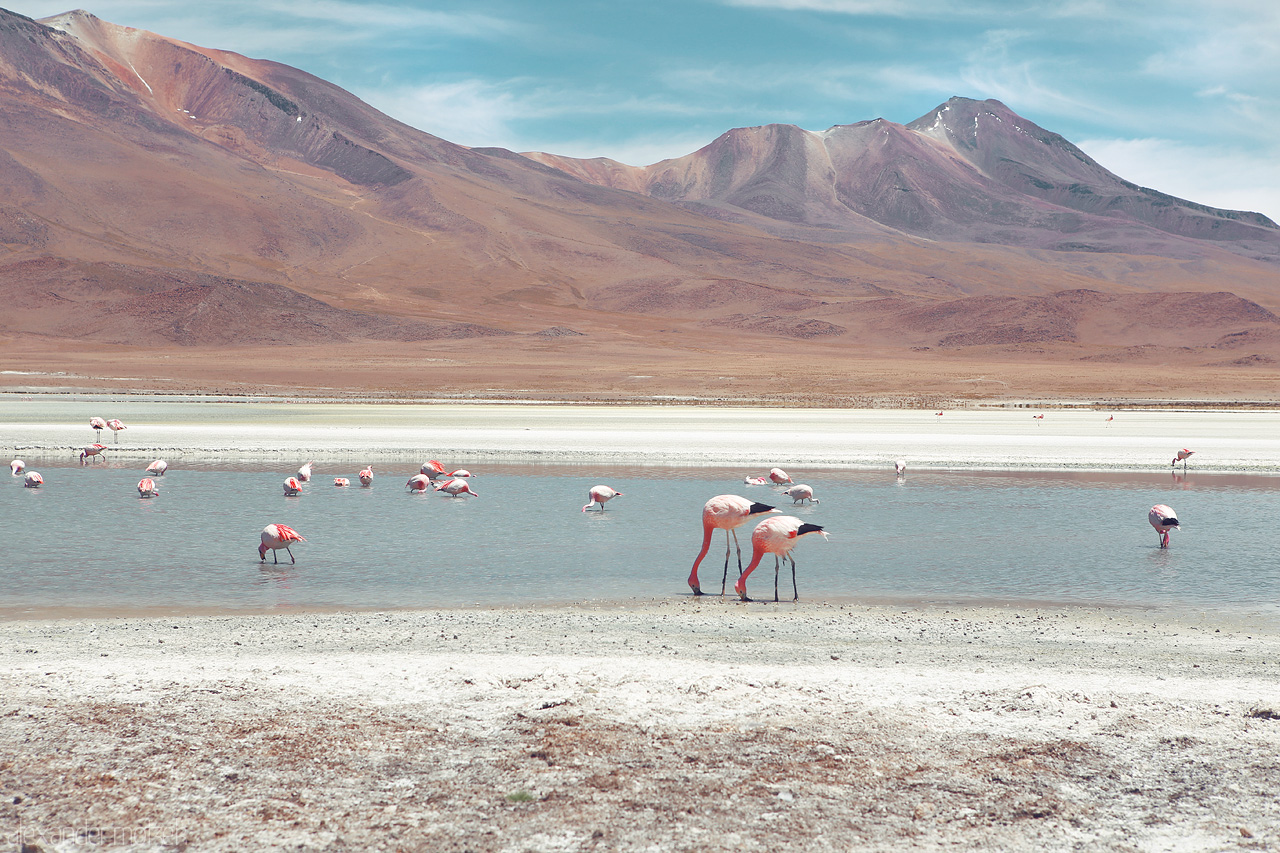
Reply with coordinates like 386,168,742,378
3,601,1278,851
5,396,1280,470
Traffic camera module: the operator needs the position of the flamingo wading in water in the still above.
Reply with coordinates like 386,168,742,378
1172,448,1194,470
80,444,107,464
146,460,168,476
1149,505,1179,548
358,465,374,487
297,461,314,482
137,478,159,498
259,524,305,564
583,485,622,512
10,459,24,476
406,474,432,492
782,484,818,505
688,495,778,595
283,477,303,496
894,460,906,478
735,516,828,602
768,468,793,485
434,477,478,497
24,471,43,488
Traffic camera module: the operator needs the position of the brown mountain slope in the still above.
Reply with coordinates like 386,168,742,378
2,9,1280,401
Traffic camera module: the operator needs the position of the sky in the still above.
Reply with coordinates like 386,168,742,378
7,0,1280,222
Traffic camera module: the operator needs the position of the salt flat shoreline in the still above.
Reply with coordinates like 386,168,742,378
5,396,1280,471
3,601,1278,851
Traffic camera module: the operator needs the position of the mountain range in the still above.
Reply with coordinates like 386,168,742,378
2,6,1279,400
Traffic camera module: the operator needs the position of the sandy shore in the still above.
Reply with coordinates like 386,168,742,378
6,395,1280,470
3,601,1279,851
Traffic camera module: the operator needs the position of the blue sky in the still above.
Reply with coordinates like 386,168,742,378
9,0,1280,222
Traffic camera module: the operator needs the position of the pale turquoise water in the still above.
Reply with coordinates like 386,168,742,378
3,461,1278,616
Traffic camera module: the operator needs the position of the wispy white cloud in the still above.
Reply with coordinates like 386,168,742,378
1079,137,1280,222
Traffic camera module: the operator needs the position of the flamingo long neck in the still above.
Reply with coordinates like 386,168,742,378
688,525,715,585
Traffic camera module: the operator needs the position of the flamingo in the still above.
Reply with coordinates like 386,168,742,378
1172,448,1194,469
449,469,473,478
434,477,478,497
146,460,168,476
768,468,792,485
259,524,305,564
1148,505,1179,548
283,477,303,496
582,485,622,512
90,416,107,438
80,444,107,464
297,461,315,482
10,459,24,476
106,418,126,442
24,471,43,488
894,460,906,477
688,495,779,595
743,476,768,486
137,477,159,498
421,460,449,480
358,465,374,486
1106,415,1115,424
406,473,432,491
1033,414,1044,420
782,484,819,505
334,477,350,487
734,516,828,602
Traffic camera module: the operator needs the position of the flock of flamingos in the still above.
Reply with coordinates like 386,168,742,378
8,416,1196,603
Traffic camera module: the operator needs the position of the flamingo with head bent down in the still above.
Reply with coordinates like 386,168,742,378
80,444,107,464
1149,505,1179,548
137,477,159,498
406,474,432,492
259,524,305,563
358,466,374,486
283,477,303,496
24,471,43,488
434,477,478,497
10,459,24,476
582,485,621,512
688,495,778,595
146,460,168,476
735,516,828,602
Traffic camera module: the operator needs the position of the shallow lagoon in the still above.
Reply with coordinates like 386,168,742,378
4,460,1277,616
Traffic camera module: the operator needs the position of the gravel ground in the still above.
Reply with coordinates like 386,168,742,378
3,600,1279,852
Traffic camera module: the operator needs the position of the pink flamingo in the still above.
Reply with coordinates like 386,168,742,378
406,473,432,491
1106,415,1115,424
768,468,792,485
449,469,473,478
10,459,24,476
743,476,768,486
1033,414,1044,420
24,471,43,488
137,477,159,498
334,477,350,487
358,466,374,487
688,495,778,595
782,484,818,504
283,477,303,496
1172,448,1194,469
89,416,107,439
1148,505,1179,548
583,485,621,512
259,524,305,564
146,460,168,476
894,460,906,477
297,461,315,482
106,419,126,442
434,477,478,497
735,516,828,602
80,444,107,464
